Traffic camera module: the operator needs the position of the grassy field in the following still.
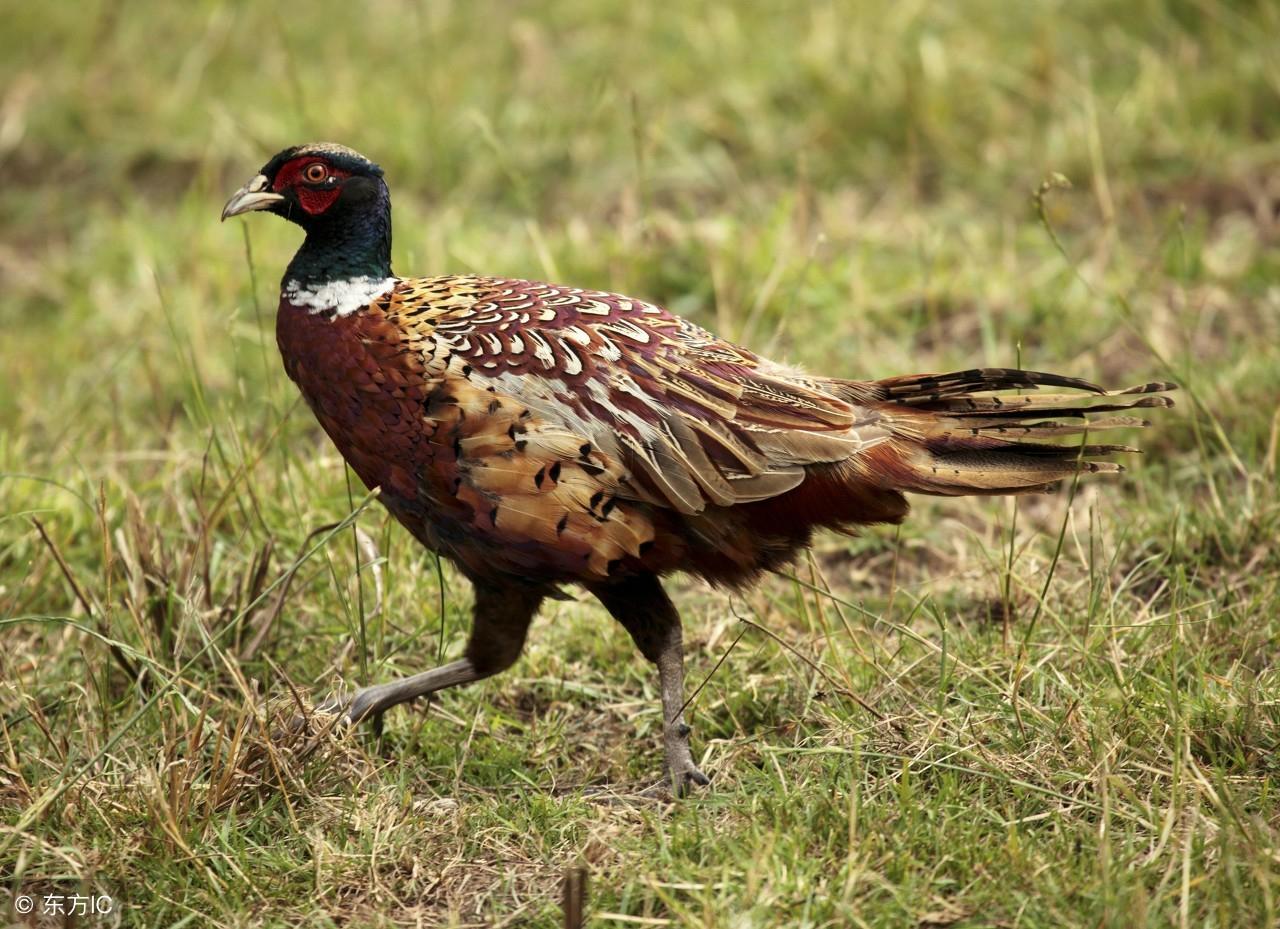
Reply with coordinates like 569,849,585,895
3,1,1279,925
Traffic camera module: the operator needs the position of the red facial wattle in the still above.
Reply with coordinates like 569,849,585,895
271,157,351,215
294,185,342,214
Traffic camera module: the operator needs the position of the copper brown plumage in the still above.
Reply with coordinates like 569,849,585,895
223,143,1175,795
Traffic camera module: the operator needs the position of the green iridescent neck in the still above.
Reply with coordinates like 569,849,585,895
284,183,393,287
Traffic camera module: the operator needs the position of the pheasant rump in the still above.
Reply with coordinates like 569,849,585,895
222,142,1174,794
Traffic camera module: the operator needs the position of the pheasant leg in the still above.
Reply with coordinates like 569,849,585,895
591,574,711,797
343,659,480,723
313,581,543,732
655,623,711,796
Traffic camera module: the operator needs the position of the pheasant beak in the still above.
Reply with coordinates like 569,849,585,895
220,174,284,221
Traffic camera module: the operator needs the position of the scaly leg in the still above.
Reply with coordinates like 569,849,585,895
591,574,710,797
327,582,543,727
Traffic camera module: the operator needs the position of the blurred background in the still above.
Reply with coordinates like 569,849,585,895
2,1,1278,926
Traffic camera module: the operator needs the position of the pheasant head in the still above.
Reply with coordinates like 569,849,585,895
222,142,393,292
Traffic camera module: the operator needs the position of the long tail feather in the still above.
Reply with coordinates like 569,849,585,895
866,369,1176,496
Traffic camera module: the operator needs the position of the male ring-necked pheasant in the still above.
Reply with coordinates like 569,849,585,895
223,142,1173,794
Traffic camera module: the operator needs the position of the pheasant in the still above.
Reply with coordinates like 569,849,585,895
222,142,1174,795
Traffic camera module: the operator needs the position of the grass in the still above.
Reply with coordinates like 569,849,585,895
3,0,1279,925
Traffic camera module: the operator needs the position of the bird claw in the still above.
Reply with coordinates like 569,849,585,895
666,760,711,798
634,763,711,800
578,718,710,803
661,721,710,798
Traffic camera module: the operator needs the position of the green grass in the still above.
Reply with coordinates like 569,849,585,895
3,0,1279,925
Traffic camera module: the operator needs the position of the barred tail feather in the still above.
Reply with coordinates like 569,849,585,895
869,368,1176,497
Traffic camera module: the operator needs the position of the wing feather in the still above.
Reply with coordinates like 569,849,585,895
386,275,890,514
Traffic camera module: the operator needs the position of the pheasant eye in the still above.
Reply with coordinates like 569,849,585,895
302,163,328,183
